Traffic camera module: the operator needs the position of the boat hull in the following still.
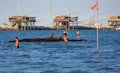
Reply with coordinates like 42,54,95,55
9,38,86,42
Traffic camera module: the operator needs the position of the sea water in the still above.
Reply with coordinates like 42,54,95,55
0,30,120,73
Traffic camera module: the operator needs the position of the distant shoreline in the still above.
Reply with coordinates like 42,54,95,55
0,25,117,31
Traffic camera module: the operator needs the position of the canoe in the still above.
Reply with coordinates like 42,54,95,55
9,38,87,42
8,34,87,42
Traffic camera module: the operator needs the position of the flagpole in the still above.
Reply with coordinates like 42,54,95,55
91,0,99,51
96,0,99,51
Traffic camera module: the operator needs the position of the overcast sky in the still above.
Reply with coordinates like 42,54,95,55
0,0,120,26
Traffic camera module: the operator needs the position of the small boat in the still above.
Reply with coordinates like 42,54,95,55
9,34,87,42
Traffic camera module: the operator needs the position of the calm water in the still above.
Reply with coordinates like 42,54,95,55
0,30,120,73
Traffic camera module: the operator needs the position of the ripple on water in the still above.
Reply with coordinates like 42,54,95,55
97,66,115,71
84,60,102,64
41,70,60,73
17,53,31,58
69,70,91,73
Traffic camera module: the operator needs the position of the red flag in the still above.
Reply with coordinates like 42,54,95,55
91,2,98,10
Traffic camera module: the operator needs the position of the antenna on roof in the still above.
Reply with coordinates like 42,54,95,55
50,0,53,17
64,8,71,16
21,0,24,16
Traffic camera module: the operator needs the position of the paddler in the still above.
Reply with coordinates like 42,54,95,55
15,37,19,48
63,30,68,42
76,30,80,40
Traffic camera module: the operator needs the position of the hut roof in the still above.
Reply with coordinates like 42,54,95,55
9,16,36,22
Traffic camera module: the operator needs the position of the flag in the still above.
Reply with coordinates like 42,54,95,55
91,2,98,10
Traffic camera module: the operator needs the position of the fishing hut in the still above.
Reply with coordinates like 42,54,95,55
9,16,36,30
108,16,120,28
53,16,78,30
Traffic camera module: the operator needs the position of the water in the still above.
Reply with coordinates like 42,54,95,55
0,30,120,73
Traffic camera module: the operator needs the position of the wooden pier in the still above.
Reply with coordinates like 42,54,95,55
53,16,78,30
108,16,120,29
9,16,36,30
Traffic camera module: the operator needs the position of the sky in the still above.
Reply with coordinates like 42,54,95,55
0,0,120,26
